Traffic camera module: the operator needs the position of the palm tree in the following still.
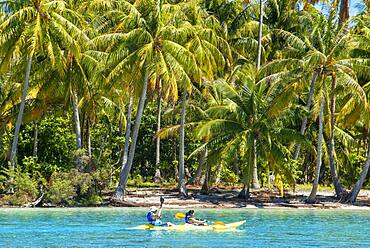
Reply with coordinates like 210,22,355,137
339,0,349,25
343,14,370,202
195,64,307,199
94,0,199,199
261,9,367,200
346,115,370,203
154,79,162,183
0,0,89,174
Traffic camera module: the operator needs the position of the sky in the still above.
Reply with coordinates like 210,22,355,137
315,0,365,16
349,0,364,16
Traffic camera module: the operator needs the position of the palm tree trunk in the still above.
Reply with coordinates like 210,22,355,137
214,162,223,185
294,72,318,160
9,56,33,171
179,89,188,197
339,0,349,25
329,73,344,197
251,136,260,188
256,0,263,69
233,155,239,179
171,105,178,179
33,121,38,158
187,146,207,185
87,118,91,158
113,96,133,201
238,184,250,199
81,112,85,149
72,80,82,169
154,80,162,183
201,162,211,195
347,137,370,203
251,0,263,189
239,151,253,199
119,74,148,199
307,95,325,203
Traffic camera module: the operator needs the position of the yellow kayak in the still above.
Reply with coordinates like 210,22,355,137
129,220,246,231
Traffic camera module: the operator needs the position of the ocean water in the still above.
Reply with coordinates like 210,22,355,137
0,207,369,247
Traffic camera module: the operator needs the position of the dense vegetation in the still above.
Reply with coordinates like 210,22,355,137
0,0,369,206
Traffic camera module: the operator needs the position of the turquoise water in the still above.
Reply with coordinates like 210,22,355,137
0,208,369,247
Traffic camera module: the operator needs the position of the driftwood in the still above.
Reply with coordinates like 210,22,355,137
23,193,44,208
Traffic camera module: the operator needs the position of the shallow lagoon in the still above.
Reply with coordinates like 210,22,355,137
0,208,369,247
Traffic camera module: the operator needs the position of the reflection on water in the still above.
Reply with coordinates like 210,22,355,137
0,208,369,247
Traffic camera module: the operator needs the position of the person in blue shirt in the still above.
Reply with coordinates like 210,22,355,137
146,197,173,226
147,206,163,226
184,210,207,225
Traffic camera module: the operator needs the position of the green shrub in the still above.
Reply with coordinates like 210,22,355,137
80,194,103,206
221,167,238,185
47,175,76,205
92,165,113,192
47,169,93,205
0,168,40,206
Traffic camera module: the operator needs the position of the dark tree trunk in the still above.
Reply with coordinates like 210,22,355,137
329,73,344,197
238,184,250,199
201,163,211,195
339,0,349,25
239,153,253,199
307,95,325,203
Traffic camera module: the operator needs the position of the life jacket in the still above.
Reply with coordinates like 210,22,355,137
147,212,154,224
147,212,163,226
185,214,191,224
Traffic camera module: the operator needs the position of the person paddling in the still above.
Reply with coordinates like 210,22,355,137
147,196,173,226
184,210,207,226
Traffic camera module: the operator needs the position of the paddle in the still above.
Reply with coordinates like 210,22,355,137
175,212,185,219
158,196,165,218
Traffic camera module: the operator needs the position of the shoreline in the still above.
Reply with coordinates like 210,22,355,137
2,187,369,210
109,188,370,210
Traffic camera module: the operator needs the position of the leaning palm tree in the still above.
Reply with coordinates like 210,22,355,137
261,8,367,201
94,0,199,200
0,0,89,174
343,15,370,203
195,64,307,199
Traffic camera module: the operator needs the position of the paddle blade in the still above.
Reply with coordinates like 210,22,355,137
175,213,185,219
213,221,226,226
